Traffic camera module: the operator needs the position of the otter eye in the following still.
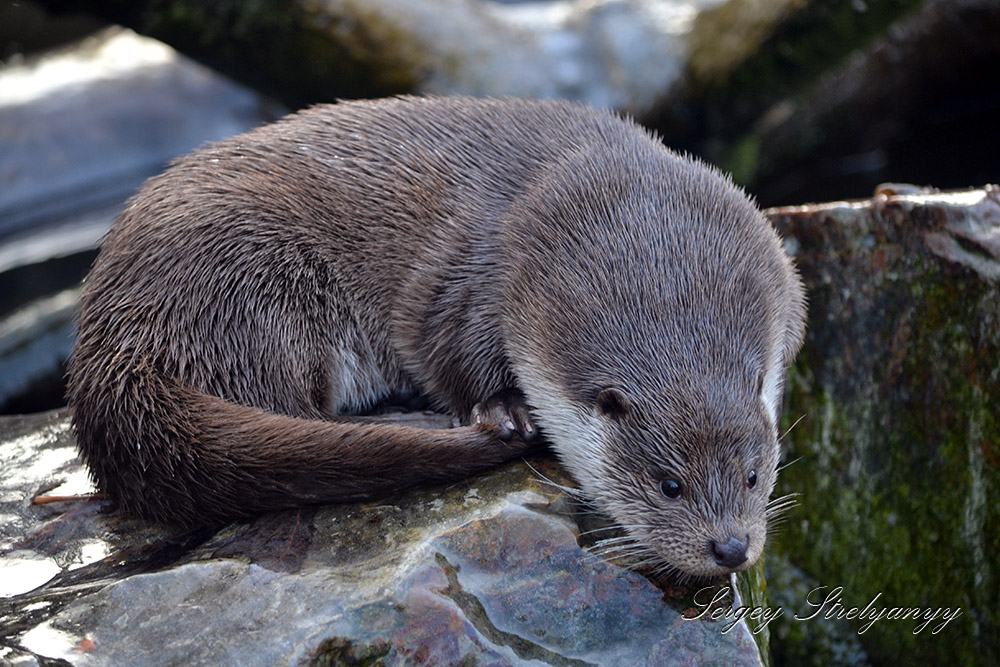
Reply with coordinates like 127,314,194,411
659,478,682,499
747,470,757,489
595,387,630,420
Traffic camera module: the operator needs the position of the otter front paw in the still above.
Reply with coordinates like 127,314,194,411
471,388,538,442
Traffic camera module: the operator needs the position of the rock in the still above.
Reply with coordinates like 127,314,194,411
0,410,764,666
0,26,275,243
764,554,869,667
0,288,79,416
27,1,997,211
764,186,999,666
677,0,1000,206
32,0,718,118
0,26,280,413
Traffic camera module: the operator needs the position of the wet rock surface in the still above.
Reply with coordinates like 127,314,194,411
0,27,280,414
764,186,999,666
0,410,761,666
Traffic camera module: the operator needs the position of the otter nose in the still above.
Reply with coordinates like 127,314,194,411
710,535,749,569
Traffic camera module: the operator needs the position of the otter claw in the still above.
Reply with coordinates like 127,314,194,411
471,389,538,442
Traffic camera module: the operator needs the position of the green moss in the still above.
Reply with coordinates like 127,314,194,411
773,255,999,664
689,0,922,117
765,554,869,666
673,0,925,182
723,135,761,187
311,636,392,666
736,557,772,664
714,0,920,100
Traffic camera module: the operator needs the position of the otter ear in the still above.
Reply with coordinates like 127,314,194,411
595,387,631,420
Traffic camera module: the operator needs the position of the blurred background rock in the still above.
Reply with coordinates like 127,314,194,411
2,0,998,414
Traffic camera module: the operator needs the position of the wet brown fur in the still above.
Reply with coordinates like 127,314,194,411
68,97,806,576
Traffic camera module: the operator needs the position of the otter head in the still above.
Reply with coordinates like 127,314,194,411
505,230,804,579
513,337,792,580
500,139,806,578
583,369,785,580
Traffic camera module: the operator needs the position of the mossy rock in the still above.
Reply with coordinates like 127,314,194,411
765,187,1000,665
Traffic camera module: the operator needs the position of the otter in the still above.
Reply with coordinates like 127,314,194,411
68,96,806,579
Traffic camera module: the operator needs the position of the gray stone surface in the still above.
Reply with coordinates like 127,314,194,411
0,410,762,666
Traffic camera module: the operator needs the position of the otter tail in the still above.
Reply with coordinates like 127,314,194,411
68,365,524,526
